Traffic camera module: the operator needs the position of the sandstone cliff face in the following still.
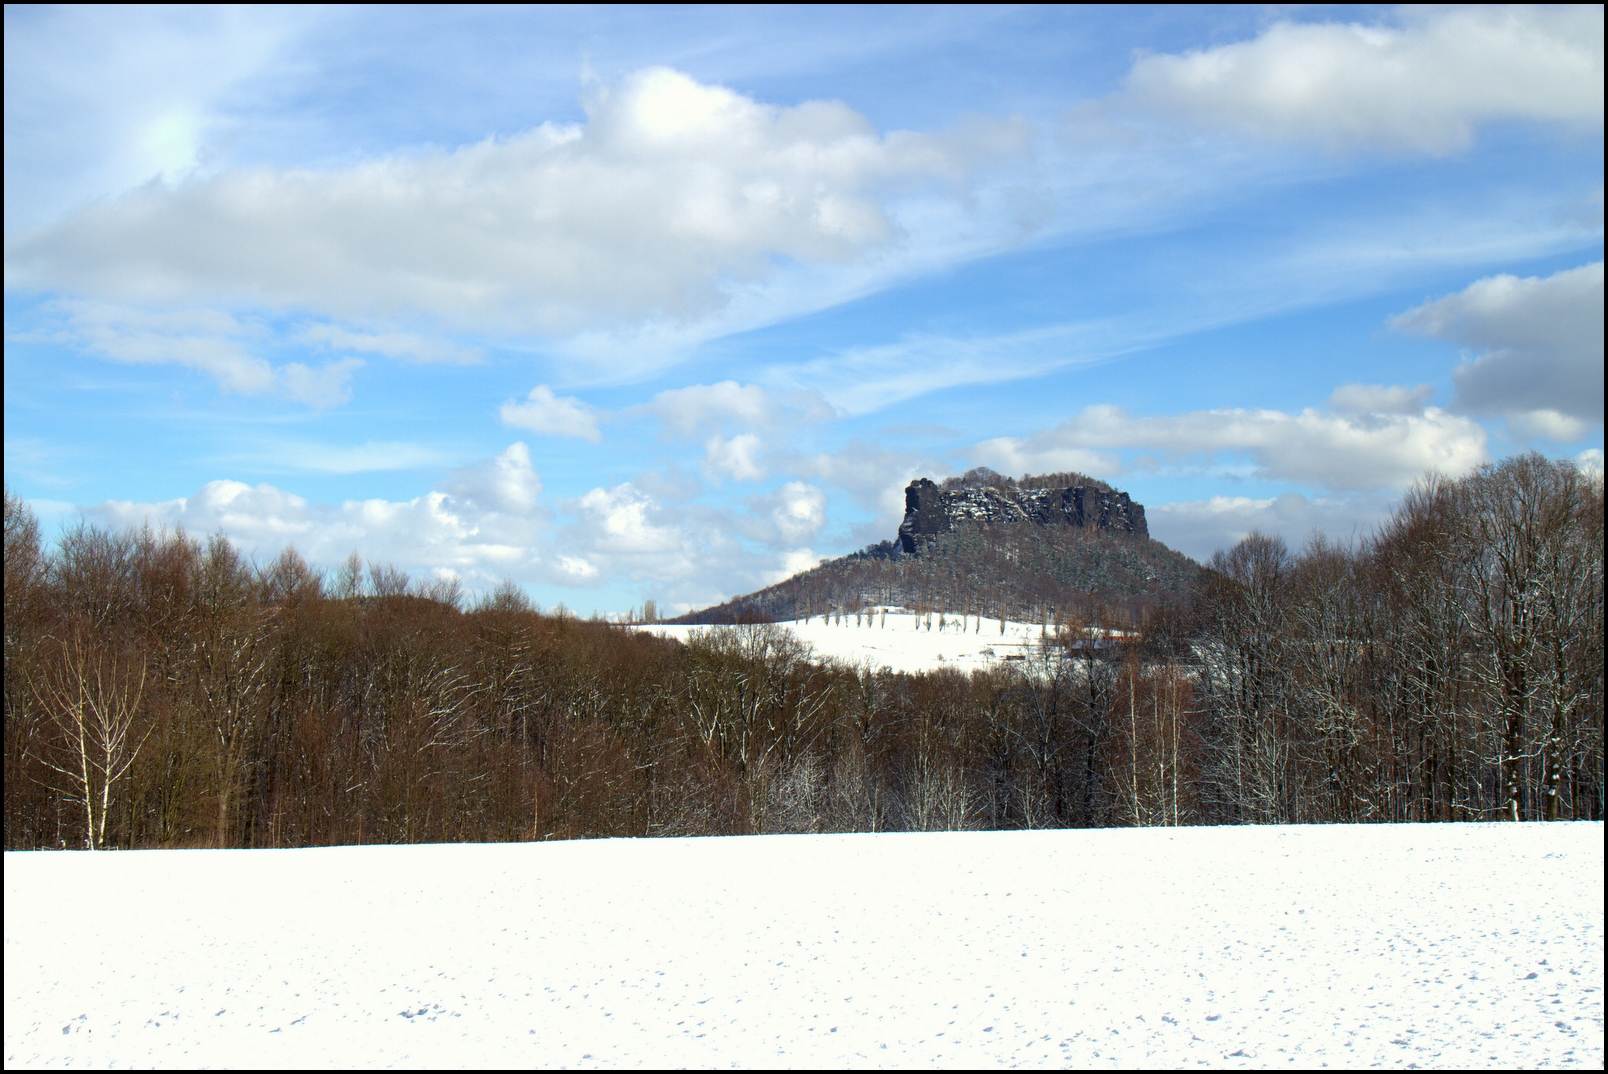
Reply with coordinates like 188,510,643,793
896,477,1148,554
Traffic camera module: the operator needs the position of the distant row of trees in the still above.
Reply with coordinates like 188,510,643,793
3,453,1600,849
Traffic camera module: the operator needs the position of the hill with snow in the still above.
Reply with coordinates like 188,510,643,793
671,470,1200,626
637,610,1102,675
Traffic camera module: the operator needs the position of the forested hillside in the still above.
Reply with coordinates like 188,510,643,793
674,523,1199,627
3,452,1601,850
675,468,1198,626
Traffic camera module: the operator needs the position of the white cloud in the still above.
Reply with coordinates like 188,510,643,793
1148,492,1396,562
499,385,604,443
800,439,941,538
8,67,1021,339
769,322,1128,417
442,442,543,515
1123,6,1603,154
272,441,447,475
552,480,832,606
3,5,319,234
571,484,685,559
556,555,599,583
78,445,839,609
560,481,779,601
749,481,828,546
1392,261,1604,427
766,547,826,587
88,443,550,590
1508,409,1588,443
277,357,364,409
703,435,766,483
298,324,480,364
972,403,1488,491
646,380,781,439
1577,448,1604,479
42,300,363,408
965,440,1119,483
1327,383,1434,415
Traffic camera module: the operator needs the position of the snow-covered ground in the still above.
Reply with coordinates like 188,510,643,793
636,611,1082,674
6,824,1601,1069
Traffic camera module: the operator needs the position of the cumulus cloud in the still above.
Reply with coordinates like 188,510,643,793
80,447,845,611
499,385,604,442
42,300,363,407
89,442,550,587
800,438,942,540
8,67,1022,339
972,403,1488,491
748,481,828,546
1392,261,1604,430
766,547,826,587
554,479,842,608
703,435,766,483
966,440,1118,483
562,482,736,591
1123,6,1603,154
442,442,543,515
649,381,772,437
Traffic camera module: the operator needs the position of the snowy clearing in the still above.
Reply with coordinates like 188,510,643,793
5,823,1602,1069
636,611,1081,675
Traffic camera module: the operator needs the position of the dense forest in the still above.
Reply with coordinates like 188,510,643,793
3,452,1601,850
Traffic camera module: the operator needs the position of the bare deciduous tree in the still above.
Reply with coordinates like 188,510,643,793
29,630,150,849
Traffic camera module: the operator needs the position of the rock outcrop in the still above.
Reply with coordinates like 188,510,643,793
896,477,1148,555
669,472,1187,625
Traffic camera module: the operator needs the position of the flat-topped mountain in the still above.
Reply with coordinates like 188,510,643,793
898,473,1147,554
673,468,1197,627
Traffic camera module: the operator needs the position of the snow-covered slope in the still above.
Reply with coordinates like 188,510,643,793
5,824,1601,1069
636,611,1079,674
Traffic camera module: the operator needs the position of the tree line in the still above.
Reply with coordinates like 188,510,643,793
2,453,1600,849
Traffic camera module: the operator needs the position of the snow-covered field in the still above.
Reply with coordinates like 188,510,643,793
5,824,1600,1069
637,611,1071,675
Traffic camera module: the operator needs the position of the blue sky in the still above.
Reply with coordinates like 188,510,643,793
4,4,1602,614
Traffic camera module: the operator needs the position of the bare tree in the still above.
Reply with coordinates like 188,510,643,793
29,630,150,849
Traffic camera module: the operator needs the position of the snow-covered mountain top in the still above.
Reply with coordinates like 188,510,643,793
6,822,1601,1069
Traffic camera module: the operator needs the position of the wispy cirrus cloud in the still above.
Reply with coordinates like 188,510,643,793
297,324,481,364
31,300,364,408
266,441,449,475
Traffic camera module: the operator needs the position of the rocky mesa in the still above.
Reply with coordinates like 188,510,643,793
671,468,1194,626
897,476,1148,555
